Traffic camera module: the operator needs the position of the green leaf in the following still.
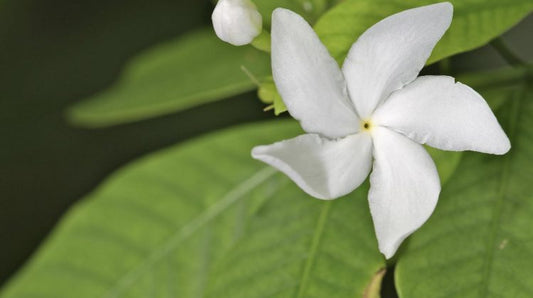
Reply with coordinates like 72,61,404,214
456,66,529,114
425,147,462,186
67,29,270,128
255,0,304,26
0,120,385,298
314,0,533,64
395,85,533,297
255,0,331,26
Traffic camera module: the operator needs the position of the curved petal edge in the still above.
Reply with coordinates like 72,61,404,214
271,8,360,138
373,75,511,154
342,2,453,118
369,127,441,258
252,133,373,200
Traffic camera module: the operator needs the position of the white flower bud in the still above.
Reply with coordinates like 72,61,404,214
212,0,262,46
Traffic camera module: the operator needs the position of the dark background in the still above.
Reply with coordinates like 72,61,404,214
0,0,531,290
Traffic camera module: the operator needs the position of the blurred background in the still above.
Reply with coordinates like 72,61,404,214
0,0,531,289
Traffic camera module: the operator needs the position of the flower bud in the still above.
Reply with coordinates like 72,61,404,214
212,0,262,46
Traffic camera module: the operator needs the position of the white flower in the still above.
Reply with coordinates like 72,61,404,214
212,0,262,46
252,3,510,258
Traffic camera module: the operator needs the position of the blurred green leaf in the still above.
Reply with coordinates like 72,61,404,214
68,29,270,128
255,0,330,26
0,120,385,298
255,0,304,26
425,147,461,186
457,66,528,111
314,0,533,64
395,85,533,297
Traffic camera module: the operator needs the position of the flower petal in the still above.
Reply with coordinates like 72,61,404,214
369,127,440,258
373,76,511,154
252,133,372,199
271,8,360,138
342,2,453,118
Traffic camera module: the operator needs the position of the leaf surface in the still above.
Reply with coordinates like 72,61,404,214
0,120,385,298
68,29,270,127
314,0,533,64
395,85,533,297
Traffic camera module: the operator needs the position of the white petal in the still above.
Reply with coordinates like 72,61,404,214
252,133,372,199
212,0,262,46
373,76,511,154
271,8,360,138
342,2,453,118
369,127,440,258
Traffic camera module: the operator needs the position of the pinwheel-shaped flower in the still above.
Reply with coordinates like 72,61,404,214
252,3,510,258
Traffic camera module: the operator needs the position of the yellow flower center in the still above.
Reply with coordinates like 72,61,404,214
361,120,373,132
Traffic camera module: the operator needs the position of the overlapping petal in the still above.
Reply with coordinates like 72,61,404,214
252,133,373,199
373,76,511,154
342,2,453,118
369,127,440,258
271,8,360,138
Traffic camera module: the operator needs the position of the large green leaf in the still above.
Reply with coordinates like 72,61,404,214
395,85,533,297
0,120,386,298
314,0,533,64
68,29,270,128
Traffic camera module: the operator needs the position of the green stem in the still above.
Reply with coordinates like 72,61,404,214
490,37,526,67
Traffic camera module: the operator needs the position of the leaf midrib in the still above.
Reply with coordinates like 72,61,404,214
102,167,277,298
296,201,332,298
